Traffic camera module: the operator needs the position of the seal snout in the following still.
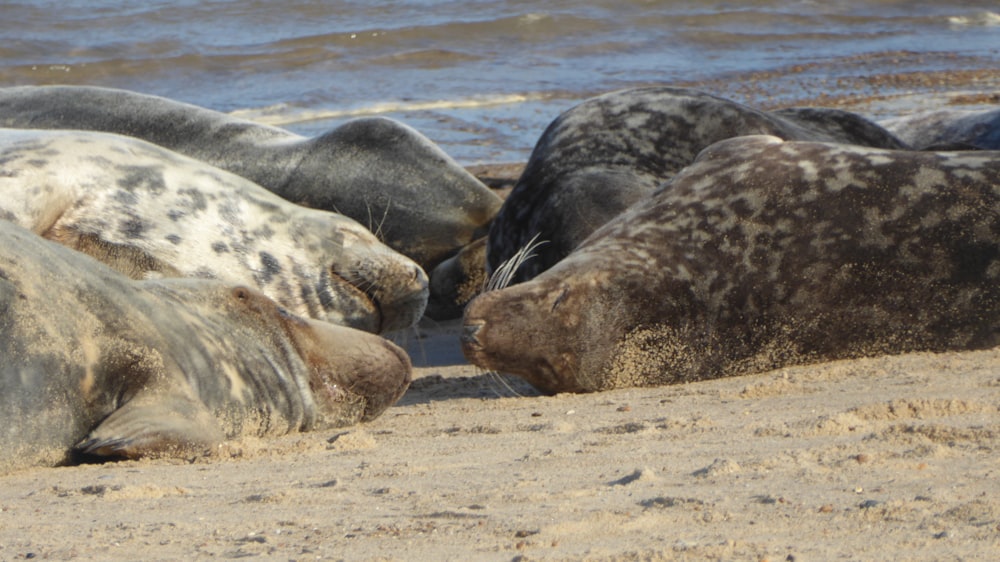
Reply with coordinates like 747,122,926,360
460,321,484,349
377,263,430,333
325,257,429,334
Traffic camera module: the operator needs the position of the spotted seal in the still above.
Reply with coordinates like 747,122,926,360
487,86,909,284
0,128,428,334
463,136,1000,393
0,221,412,473
0,85,503,271
879,106,1000,150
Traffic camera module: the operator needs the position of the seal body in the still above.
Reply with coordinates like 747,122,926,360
0,221,412,473
0,85,502,271
880,107,1000,150
464,136,1000,393
487,86,908,284
0,128,428,333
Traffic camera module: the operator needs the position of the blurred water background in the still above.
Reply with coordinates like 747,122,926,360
2,1,998,164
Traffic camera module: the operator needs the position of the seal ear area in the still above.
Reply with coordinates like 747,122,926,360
74,391,224,461
227,285,322,337
229,285,285,320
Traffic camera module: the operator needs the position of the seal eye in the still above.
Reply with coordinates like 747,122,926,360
551,288,568,312
232,287,251,302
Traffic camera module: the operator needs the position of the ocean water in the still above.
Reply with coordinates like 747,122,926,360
1,1,998,164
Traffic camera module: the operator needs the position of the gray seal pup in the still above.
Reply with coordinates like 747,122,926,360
879,106,1000,150
0,85,503,271
0,128,428,334
0,221,412,473
487,86,909,284
463,136,1000,394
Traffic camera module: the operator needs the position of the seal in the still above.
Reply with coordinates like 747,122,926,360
0,221,412,473
0,128,428,334
0,85,503,271
423,163,523,320
879,106,1000,150
424,236,488,320
463,136,1000,394
487,86,909,284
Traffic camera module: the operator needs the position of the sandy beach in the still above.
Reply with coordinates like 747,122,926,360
1,37,999,558
0,313,997,560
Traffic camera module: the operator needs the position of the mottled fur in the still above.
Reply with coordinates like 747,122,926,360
425,236,488,320
880,106,1000,150
488,86,908,284
465,136,1000,393
0,85,503,270
0,128,428,333
0,221,411,473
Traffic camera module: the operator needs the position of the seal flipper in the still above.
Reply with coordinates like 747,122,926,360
75,393,224,460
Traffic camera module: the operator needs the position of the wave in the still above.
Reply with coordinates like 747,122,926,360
947,12,1000,27
229,92,558,126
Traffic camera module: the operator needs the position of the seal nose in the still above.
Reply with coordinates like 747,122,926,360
461,322,483,347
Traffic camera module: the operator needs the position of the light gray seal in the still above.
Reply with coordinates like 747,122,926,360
463,136,1000,393
0,85,503,271
487,86,909,284
879,106,1000,150
0,221,412,473
0,128,428,334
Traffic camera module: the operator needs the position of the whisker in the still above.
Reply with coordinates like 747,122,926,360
481,367,525,398
484,234,546,292
372,198,392,240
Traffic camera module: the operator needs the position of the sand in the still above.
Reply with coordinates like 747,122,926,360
0,317,997,561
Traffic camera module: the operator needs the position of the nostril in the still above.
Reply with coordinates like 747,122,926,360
461,322,483,346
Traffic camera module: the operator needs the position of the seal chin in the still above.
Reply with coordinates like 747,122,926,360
293,317,413,425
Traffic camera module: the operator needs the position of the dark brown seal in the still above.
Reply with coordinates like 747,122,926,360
463,136,1000,393
0,221,412,473
0,85,503,271
487,86,909,284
